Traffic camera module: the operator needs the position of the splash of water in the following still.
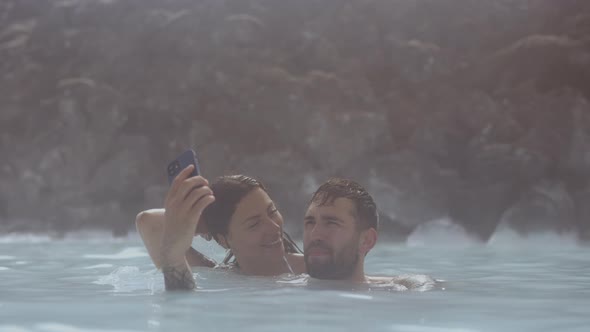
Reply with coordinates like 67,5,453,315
488,228,581,249
83,247,148,260
406,218,480,248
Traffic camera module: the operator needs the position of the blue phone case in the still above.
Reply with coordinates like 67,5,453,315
167,149,201,185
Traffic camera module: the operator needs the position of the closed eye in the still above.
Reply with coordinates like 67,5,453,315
248,221,260,229
267,202,279,215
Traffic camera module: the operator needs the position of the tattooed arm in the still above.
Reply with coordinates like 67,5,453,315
162,260,196,291
160,165,215,292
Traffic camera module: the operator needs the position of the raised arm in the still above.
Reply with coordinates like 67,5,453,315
136,209,216,269
136,209,167,269
159,165,216,291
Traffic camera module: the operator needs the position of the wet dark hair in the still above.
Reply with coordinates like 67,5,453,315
201,175,301,265
310,178,378,231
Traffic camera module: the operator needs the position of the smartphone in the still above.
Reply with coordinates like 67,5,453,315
166,149,201,185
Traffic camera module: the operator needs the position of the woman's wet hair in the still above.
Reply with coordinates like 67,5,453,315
201,175,301,265
202,175,262,242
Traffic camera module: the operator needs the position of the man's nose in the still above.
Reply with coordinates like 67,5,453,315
307,223,326,241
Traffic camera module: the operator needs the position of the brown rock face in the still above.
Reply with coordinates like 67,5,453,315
1,0,589,242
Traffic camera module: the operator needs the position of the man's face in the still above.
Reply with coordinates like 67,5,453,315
303,197,361,280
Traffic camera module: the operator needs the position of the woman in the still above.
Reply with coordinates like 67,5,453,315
136,165,305,278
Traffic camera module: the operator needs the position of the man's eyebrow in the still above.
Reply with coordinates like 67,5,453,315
304,215,315,221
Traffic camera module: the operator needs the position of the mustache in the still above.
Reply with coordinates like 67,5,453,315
305,240,332,252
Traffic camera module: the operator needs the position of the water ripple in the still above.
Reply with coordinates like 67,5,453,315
83,248,148,260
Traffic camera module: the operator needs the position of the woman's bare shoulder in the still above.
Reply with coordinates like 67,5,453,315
137,208,165,219
135,209,165,233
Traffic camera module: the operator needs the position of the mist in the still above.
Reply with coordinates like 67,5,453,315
1,0,589,244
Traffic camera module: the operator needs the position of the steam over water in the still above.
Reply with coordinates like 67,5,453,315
2,0,590,243
2,0,590,330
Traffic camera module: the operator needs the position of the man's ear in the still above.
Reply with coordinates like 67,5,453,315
359,228,377,257
216,234,230,249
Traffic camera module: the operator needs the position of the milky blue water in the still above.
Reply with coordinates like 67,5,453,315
0,232,589,332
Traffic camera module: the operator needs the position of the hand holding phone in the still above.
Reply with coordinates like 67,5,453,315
161,149,215,265
165,149,210,237
166,149,201,185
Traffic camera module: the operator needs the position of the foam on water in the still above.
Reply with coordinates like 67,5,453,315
61,231,142,244
406,218,481,248
404,217,585,249
82,264,114,270
0,323,142,332
83,247,148,260
93,266,161,293
0,234,53,244
339,293,373,300
0,231,142,244
488,228,581,249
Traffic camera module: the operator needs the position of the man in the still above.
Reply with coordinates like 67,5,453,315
303,178,377,282
303,178,435,289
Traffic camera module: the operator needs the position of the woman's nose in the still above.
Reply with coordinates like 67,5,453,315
263,215,281,231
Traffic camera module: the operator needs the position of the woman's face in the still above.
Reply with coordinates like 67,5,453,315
224,188,286,273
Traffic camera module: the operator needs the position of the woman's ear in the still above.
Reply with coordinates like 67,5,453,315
359,228,377,257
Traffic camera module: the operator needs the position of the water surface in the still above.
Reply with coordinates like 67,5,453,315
0,233,588,332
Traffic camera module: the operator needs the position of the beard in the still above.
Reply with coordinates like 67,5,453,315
304,239,359,280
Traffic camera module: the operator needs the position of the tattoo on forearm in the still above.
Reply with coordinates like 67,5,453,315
162,265,195,291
